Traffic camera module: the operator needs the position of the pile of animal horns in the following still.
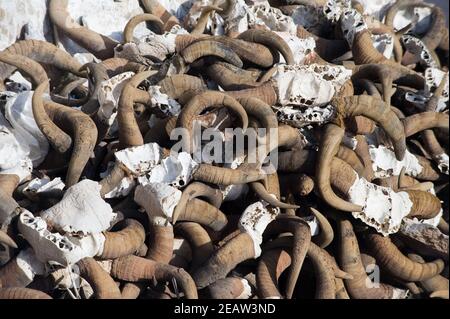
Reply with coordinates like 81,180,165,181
0,0,448,300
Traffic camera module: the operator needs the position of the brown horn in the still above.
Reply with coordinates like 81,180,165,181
408,254,449,297
0,288,52,299
206,62,262,90
76,257,122,299
181,40,243,68
174,222,214,272
338,219,399,299
146,224,174,264
157,74,206,100
256,248,292,299
194,36,276,67
250,182,299,209
332,95,406,161
43,100,98,187
316,123,363,212
237,29,295,65
111,255,198,299
192,163,265,185
123,14,165,44
0,53,48,88
366,233,444,282
310,207,334,249
307,242,336,299
0,230,17,249
192,232,256,288
80,62,110,114
173,198,228,231
176,90,248,153
0,40,84,81
140,0,180,31
225,82,278,106
32,81,73,154
48,0,118,60
0,175,20,227
204,277,251,299
98,219,146,260
118,70,156,149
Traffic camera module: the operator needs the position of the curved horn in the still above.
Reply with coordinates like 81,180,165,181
123,13,164,44
316,123,363,212
111,254,198,299
237,29,295,65
76,257,122,299
157,74,206,100
176,90,248,153
256,248,292,299
98,219,146,260
174,222,214,272
43,100,98,187
193,163,265,185
205,277,251,299
0,53,48,88
366,233,444,282
338,219,400,299
207,62,262,90
173,198,228,231
403,112,449,137
140,0,180,31
118,70,156,148
310,207,334,249
0,288,52,299
332,95,406,161
181,40,243,68
146,224,174,264
48,0,118,60
192,232,256,288
32,81,73,154
0,40,84,81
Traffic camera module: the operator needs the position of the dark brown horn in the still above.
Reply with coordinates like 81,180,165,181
0,288,52,299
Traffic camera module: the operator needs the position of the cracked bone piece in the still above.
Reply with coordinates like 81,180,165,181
98,71,135,127
348,175,413,235
18,210,105,266
401,35,438,68
424,68,449,103
340,8,368,46
392,6,432,34
239,201,280,257
247,2,297,34
435,153,449,175
135,25,188,60
323,0,352,23
372,33,394,59
40,180,117,235
272,63,352,107
114,142,164,176
134,183,182,225
148,85,181,117
22,177,65,200
369,145,423,178
142,152,198,188
273,105,336,128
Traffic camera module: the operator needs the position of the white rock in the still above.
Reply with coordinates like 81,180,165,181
357,0,395,21
424,67,449,104
135,25,188,60
148,85,181,116
323,0,352,23
348,176,413,235
134,183,181,225
236,278,252,299
273,104,335,128
18,210,105,266
239,201,280,257
114,143,164,176
40,180,117,235
435,153,449,175
247,2,297,35
391,6,432,34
